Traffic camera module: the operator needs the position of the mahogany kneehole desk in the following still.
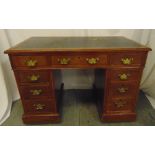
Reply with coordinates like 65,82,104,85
5,36,151,124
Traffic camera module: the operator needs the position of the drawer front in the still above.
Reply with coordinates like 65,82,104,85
20,85,53,100
23,99,56,114
15,70,50,84
110,69,142,82
51,54,108,67
110,53,144,66
108,82,138,98
11,55,49,68
106,98,134,113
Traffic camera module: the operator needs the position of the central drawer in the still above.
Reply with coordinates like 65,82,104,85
51,54,108,67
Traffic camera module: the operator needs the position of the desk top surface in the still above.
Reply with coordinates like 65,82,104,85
5,36,151,53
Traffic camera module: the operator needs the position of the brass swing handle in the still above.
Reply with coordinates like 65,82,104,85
26,59,38,67
121,57,133,65
118,73,130,80
86,58,99,64
114,100,127,108
27,74,40,82
33,104,45,110
58,58,70,65
30,89,42,95
117,87,128,93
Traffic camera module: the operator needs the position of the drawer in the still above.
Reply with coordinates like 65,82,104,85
110,69,142,81
15,70,50,84
23,99,56,114
11,55,49,69
106,98,134,113
108,82,138,98
110,53,144,66
51,54,108,67
20,85,53,100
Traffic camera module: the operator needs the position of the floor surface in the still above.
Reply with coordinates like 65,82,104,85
2,90,155,126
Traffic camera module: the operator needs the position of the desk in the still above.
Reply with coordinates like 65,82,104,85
5,36,151,124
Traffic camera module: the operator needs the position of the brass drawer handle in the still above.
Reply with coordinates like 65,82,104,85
27,74,40,82
30,89,42,95
86,58,99,64
117,87,128,93
114,100,127,108
118,73,130,80
121,58,133,65
33,104,45,110
26,59,37,67
58,58,70,65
